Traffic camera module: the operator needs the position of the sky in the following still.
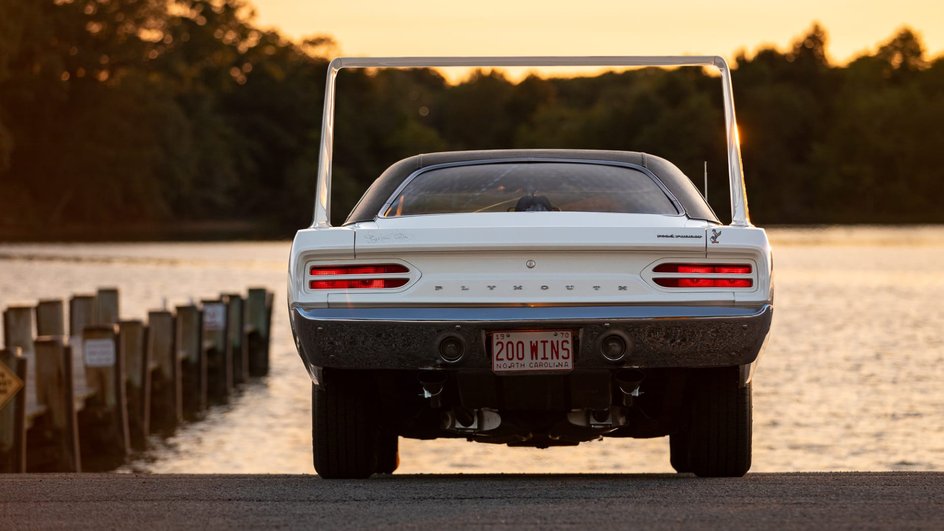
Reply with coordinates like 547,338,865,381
250,0,944,80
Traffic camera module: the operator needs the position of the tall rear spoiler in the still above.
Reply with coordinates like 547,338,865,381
312,56,751,228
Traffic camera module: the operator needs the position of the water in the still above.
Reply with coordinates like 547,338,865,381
1,226,941,473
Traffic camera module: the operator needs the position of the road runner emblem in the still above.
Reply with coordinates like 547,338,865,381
710,229,722,244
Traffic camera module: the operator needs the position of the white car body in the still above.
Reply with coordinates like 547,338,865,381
291,213,771,308
289,57,773,479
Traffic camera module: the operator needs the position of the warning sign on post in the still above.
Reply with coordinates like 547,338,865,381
84,338,117,367
203,303,226,332
0,359,24,409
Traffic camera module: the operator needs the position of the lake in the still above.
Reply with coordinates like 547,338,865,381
1,226,941,473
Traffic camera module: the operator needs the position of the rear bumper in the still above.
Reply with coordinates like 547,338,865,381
291,304,773,373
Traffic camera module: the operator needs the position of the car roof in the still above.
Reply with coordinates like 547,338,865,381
344,149,720,224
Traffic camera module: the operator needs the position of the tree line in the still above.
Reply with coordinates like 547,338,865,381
1,0,942,239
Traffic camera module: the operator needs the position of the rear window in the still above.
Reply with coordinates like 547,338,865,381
381,162,681,217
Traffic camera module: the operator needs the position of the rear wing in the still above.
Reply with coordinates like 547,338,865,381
312,56,751,228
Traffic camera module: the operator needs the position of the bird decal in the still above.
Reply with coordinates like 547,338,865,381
710,229,722,244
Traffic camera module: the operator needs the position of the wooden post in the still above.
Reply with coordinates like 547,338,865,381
77,326,129,471
223,294,247,386
32,337,80,472
94,288,120,326
69,295,96,337
3,306,41,424
0,348,27,473
175,305,205,420
118,320,150,451
68,295,97,415
147,310,180,434
35,300,65,337
3,306,34,359
245,288,272,377
201,299,229,404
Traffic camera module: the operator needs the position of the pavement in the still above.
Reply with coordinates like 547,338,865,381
2,472,942,529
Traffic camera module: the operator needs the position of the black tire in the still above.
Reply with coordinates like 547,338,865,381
312,373,378,479
687,367,752,478
669,429,692,474
375,430,400,475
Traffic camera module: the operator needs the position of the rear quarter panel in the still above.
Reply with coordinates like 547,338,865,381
705,226,773,305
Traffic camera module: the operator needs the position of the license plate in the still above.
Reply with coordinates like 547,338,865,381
491,330,574,373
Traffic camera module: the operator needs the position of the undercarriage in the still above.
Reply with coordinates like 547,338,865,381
365,368,689,447
311,365,752,479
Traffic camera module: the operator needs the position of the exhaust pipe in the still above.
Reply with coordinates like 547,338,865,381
615,370,644,407
418,372,447,408
566,407,627,428
443,408,501,433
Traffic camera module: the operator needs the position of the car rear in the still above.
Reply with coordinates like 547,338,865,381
291,212,771,368
289,150,773,479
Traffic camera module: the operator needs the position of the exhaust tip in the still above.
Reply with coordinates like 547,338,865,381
438,335,465,363
600,332,631,362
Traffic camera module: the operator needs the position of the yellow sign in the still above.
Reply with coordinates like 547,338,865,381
0,359,24,410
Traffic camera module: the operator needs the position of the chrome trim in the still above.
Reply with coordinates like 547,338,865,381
312,56,750,228
375,158,686,220
293,304,770,322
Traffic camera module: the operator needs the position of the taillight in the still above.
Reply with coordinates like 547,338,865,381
653,263,752,274
308,264,411,290
310,264,408,276
652,263,753,289
653,278,753,288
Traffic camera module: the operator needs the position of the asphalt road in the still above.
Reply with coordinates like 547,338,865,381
2,473,942,529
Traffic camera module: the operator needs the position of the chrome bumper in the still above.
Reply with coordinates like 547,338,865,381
291,304,773,372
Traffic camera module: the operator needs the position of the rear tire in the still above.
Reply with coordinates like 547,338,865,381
375,430,400,475
687,367,752,478
669,429,692,474
312,372,378,479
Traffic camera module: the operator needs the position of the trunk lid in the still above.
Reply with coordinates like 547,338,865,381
325,212,721,306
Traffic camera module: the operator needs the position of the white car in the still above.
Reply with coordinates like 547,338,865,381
289,57,773,478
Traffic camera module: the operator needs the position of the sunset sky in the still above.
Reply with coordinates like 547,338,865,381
251,0,944,80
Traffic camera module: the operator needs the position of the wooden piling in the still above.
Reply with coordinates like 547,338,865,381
77,326,130,471
147,310,180,434
94,288,120,326
3,306,35,357
35,300,65,337
223,294,247,386
118,320,150,450
69,295,96,337
0,348,27,473
201,299,229,404
245,288,272,377
4,285,268,474
3,306,44,431
175,305,205,420
68,295,98,413
32,337,80,472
